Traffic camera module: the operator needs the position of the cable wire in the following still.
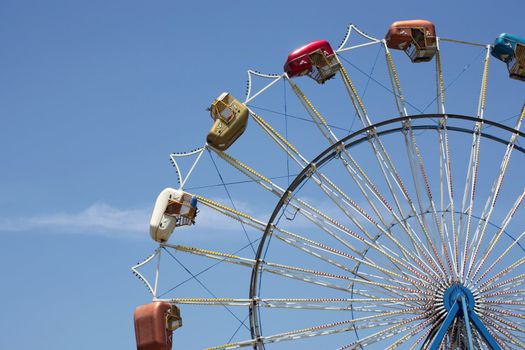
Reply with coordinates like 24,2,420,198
208,150,257,255
422,48,486,113
338,55,424,114
157,238,262,297
163,247,251,332
185,174,298,191
349,44,383,131
248,105,351,133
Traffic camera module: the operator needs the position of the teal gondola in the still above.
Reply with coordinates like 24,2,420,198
491,33,525,81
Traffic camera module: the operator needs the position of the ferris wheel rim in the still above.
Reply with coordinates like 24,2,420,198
248,113,525,349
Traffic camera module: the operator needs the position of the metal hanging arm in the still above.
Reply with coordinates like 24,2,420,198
131,249,160,297
244,70,285,104
169,145,207,189
153,248,162,298
337,24,382,53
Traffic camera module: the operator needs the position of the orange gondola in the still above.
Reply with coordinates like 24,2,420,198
386,20,437,62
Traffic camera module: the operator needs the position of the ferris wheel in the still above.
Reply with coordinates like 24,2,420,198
132,21,525,349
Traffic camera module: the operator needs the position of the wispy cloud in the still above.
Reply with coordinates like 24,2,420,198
0,198,270,240
0,203,150,238
0,195,347,242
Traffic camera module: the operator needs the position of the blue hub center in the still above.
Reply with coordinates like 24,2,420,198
443,284,475,311
428,284,501,350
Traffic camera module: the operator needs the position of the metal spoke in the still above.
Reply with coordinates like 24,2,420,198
479,267,525,293
233,112,444,282
458,46,491,279
478,313,524,348
273,228,423,287
438,116,460,278
205,307,424,349
468,104,525,280
339,52,448,279
159,297,427,311
473,193,525,284
338,312,435,349
272,230,428,300
288,79,446,278
163,243,431,296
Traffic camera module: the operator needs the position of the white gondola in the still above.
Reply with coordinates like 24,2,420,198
149,188,197,243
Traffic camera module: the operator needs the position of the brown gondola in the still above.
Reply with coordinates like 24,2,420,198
134,302,182,350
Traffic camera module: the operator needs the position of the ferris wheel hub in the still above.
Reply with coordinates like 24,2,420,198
442,284,475,312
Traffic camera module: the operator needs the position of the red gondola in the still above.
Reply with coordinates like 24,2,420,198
284,40,340,83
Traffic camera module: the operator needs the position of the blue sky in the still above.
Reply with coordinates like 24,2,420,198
1,1,525,349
